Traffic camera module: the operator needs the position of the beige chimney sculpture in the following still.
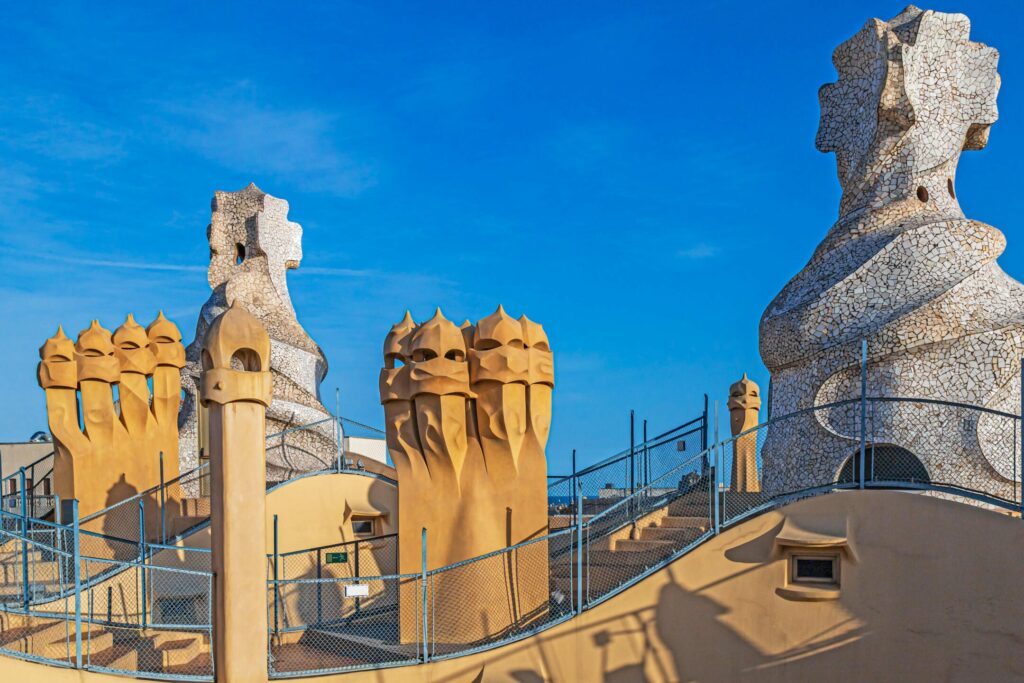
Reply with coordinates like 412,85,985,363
38,314,186,522
727,374,761,493
380,306,554,641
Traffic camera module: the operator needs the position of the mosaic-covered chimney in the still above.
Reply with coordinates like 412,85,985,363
179,184,335,482
759,7,1021,498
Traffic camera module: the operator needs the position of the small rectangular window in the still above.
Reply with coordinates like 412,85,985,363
791,555,838,584
351,517,375,537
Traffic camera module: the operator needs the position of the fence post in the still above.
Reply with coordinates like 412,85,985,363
72,499,82,669
712,403,720,535
315,549,323,626
576,483,584,613
860,339,868,490
29,462,35,518
1019,358,1023,516
159,451,166,544
138,499,147,630
571,448,577,528
20,468,29,610
643,419,649,488
354,539,362,617
629,410,636,499
336,388,345,472
420,527,428,663
273,514,280,636
702,394,709,451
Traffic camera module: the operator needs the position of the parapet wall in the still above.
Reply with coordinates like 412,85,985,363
4,491,1021,682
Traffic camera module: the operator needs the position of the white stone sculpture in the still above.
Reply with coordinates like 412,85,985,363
179,184,336,481
759,6,1021,499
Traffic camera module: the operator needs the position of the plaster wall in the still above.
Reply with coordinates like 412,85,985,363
264,470,397,554
3,491,1023,682
321,490,1024,682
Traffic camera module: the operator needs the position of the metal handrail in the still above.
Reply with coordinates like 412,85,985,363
0,450,54,485
275,532,397,558
80,463,209,523
547,414,706,491
587,448,710,525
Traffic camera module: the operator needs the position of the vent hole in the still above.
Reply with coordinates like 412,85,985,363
235,243,246,265
412,349,437,362
947,178,956,199
916,186,929,203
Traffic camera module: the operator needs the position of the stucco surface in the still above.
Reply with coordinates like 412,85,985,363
3,491,1023,681
265,471,397,554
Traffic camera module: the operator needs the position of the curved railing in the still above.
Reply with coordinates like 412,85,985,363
265,416,392,483
265,395,1022,677
2,395,1021,681
0,449,56,524
546,411,707,512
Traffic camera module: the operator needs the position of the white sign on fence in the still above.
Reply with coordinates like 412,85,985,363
344,584,370,598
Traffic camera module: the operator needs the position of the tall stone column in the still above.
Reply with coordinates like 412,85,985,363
200,302,272,683
728,374,761,493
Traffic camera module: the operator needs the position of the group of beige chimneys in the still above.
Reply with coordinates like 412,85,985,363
36,298,762,682
39,303,272,681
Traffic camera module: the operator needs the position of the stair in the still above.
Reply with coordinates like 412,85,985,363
547,490,712,602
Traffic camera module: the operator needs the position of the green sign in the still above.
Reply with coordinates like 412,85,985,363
326,551,348,564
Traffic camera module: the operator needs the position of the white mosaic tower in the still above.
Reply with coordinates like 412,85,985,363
759,7,1022,497
179,184,336,481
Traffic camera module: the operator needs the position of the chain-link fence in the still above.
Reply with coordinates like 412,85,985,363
0,450,56,522
268,572,421,676
5,383,1024,679
265,416,392,487
547,414,707,522
273,534,398,588
716,396,1022,528
579,448,712,607
0,505,214,681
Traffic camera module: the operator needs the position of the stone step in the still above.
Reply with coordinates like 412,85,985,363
667,502,712,517
639,526,705,543
588,547,675,567
614,538,673,553
154,634,206,667
164,650,212,677
86,642,141,670
658,515,709,529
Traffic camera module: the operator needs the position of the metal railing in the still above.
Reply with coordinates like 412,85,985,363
0,502,214,681
265,416,391,485
0,450,56,521
547,402,708,516
4,357,1023,680
265,389,1023,676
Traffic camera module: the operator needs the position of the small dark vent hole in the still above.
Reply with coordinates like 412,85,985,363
916,186,929,203
235,243,246,265
947,178,956,199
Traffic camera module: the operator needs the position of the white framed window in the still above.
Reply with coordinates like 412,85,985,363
351,516,376,537
790,554,839,585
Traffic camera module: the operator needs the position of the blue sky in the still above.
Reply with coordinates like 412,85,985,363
2,2,1023,475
